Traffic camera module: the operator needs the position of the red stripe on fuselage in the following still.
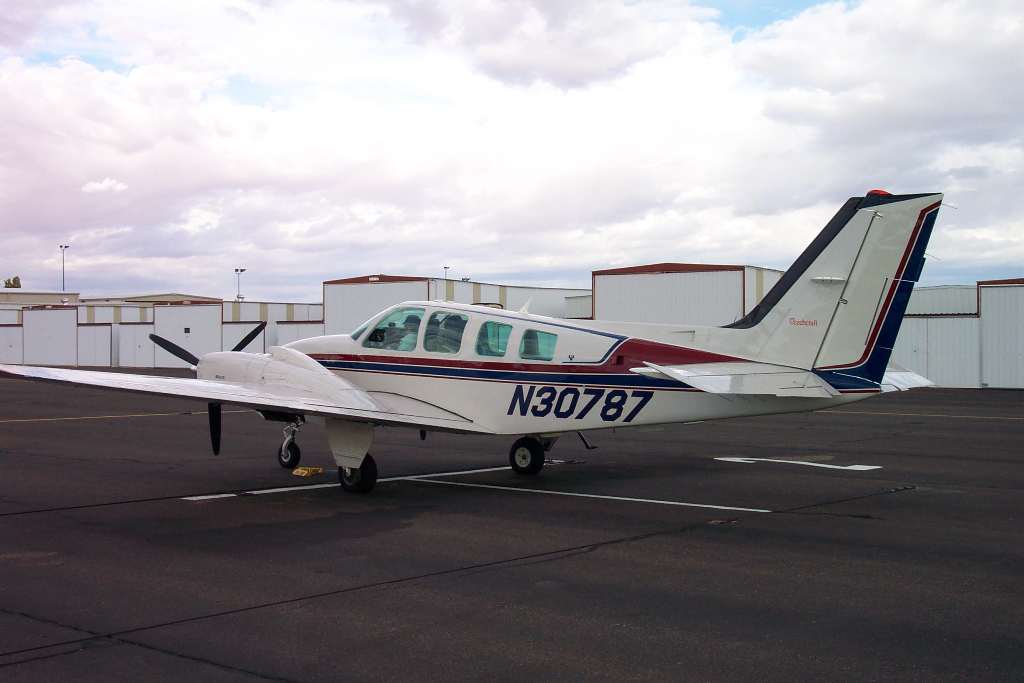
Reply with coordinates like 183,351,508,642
310,338,740,373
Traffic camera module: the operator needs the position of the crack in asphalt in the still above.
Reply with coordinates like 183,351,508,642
0,513,759,662
771,485,917,515
0,482,923,681
0,608,298,682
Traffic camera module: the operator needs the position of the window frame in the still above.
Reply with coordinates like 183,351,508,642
474,319,514,358
422,309,470,355
518,328,558,362
360,306,426,353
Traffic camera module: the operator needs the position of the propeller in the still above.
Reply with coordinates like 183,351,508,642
147,321,265,456
147,320,266,366
148,333,200,366
232,320,267,352
208,402,221,455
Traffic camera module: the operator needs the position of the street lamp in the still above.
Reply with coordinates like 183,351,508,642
234,268,246,301
59,244,70,291
442,266,451,301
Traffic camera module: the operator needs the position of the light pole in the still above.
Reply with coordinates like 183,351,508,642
59,244,70,291
234,268,246,301
442,266,450,301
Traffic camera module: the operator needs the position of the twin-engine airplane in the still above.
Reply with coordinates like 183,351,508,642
1,191,942,494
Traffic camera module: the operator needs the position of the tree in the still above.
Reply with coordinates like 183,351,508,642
3,276,21,288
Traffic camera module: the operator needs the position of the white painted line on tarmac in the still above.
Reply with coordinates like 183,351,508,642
820,409,1024,421
409,478,772,513
182,493,240,501
180,465,515,501
400,465,515,480
715,457,882,471
248,483,340,495
178,464,770,511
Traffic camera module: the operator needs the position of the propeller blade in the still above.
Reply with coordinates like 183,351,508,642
148,334,200,366
231,321,267,352
208,402,221,455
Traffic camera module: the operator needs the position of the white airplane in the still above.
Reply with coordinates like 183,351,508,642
1,190,941,494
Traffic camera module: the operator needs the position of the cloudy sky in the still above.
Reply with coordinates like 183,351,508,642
1,0,1021,301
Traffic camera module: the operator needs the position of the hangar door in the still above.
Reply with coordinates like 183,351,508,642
325,281,429,336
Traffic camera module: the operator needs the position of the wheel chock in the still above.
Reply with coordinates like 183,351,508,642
291,466,325,477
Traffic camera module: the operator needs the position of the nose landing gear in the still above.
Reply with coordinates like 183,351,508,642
277,417,304,469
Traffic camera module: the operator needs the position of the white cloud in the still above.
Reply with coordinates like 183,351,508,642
0,0,70,48
378,0,709,87
0,0,1021,299
81,177,127,193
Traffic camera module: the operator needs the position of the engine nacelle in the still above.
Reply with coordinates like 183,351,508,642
196,346,376,411
196,351,271,385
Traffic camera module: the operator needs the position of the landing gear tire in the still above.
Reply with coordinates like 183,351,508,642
509,437,545,475
278,441,301,469
339,454,378,494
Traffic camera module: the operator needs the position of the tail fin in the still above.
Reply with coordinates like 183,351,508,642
724,191,943,389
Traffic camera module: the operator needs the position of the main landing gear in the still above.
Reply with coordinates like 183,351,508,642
339,454,378,494
509,436,551,475
277,417,304,469
326,419,378,494
267,415,379,494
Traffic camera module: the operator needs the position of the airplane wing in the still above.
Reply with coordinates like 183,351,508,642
0,361,492,434
631,361,840,398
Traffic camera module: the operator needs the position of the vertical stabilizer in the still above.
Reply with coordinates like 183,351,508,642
724,192,942,387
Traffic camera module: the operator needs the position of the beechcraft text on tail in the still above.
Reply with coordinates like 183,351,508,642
1,190,942,493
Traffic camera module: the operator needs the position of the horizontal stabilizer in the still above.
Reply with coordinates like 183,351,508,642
632,361,840,398
880,367,934,392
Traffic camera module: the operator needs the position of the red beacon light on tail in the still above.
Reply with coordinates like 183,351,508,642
867,189,892,196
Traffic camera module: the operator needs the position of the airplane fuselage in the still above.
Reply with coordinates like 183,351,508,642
288,301,871,436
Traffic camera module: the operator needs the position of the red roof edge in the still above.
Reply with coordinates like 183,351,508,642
323,274,430,285
152,301,221,306
977,278,1024,286
592,263,745,277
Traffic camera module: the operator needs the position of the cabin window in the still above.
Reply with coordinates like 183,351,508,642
519,329,557,361
476,321,512,357
424,311,469,353
361,307,425,351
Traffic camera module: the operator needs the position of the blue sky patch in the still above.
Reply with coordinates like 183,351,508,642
24,50,128,73
698,0,824,30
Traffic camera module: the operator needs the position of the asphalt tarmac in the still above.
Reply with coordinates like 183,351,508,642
0,376,1021,681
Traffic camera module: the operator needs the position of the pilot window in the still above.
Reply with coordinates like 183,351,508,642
350,312,382,341
424,311,469,353
361,307,425,351
476,320,512,357
519,329,557,361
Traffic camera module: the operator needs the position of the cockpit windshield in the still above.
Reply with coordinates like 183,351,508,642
350,312,382,341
